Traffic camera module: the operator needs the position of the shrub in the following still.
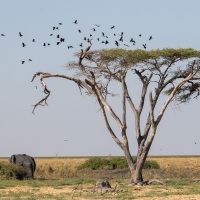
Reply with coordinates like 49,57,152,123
0,162,27,180
78,157,159,170
77,157,159,170
144,160,160,169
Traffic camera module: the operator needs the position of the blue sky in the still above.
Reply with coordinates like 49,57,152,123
0,1,199,157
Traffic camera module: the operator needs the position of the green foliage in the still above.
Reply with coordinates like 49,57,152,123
99,48,200,67
0,162,27,180
144,160,159,169
77,157,159,170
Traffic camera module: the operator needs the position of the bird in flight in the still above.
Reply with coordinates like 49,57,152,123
149,36,153,40
22,43,26,47
110,26,115,29
53,26,59,30
21,61,25,64
67,45,73,49
115,41,119,46
29,59,32,61
60,38,65,42
19,32,23,37
139,34,142,37
119,36,123,42
79,43,83,47
58,23,62,25
142,44,147,49
95,24,101,27
78,29,81,33
73,20,78,24
32,39,36,42
1,34,5,36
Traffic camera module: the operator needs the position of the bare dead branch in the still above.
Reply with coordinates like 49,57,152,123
32,92,50,114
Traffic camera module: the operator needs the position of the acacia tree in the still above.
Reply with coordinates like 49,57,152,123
32,42,200,184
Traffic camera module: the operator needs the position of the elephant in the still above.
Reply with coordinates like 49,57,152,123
10,154,36,179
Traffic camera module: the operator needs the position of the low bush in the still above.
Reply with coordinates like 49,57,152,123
0,162,27,180
77,157,159,170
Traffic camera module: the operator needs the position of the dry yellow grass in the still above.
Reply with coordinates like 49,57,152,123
147,156,200,170
1,156,200,179
34,157,88,179
0,156,200,200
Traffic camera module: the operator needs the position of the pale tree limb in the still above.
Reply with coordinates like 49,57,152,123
31,72,93,114
156,69,198,125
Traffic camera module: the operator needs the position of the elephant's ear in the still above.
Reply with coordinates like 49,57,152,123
31,157,36,171
10,155,16,164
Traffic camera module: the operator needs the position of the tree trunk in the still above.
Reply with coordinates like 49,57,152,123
122,143,149,184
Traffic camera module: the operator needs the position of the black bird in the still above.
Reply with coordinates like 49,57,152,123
57,42,60,45
60,38,65,42
59,23,62,25
29,59,32,61
43,43,46,47
19,32,23,37
142,44,147,49
105,40,109,44
95,24,101,27
91,28,96,31
50,34,53,36
73,20,78,24
22,61,25,64
78,29,81,33
79,43,83,47
84,37,87,41
97,38,100,41
32,39,36,42
115,41,119,46
102,32,105,37
1,34,5,36
90,34,92,37
114,33,116,36
57,34,60,38
22,43,26,47
67,45,73,49
124,44,129,47
48,43,50,46
119,36,123,42
149,36,153,40
139,34,142,37
130,38,135,43
110,26,115,29
120,32,123,36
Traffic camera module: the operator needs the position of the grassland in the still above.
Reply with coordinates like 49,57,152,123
0,156,200,199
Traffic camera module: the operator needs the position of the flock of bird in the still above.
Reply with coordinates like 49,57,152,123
1,20,153,64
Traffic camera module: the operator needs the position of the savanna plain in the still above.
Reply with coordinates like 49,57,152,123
0,156,200,200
